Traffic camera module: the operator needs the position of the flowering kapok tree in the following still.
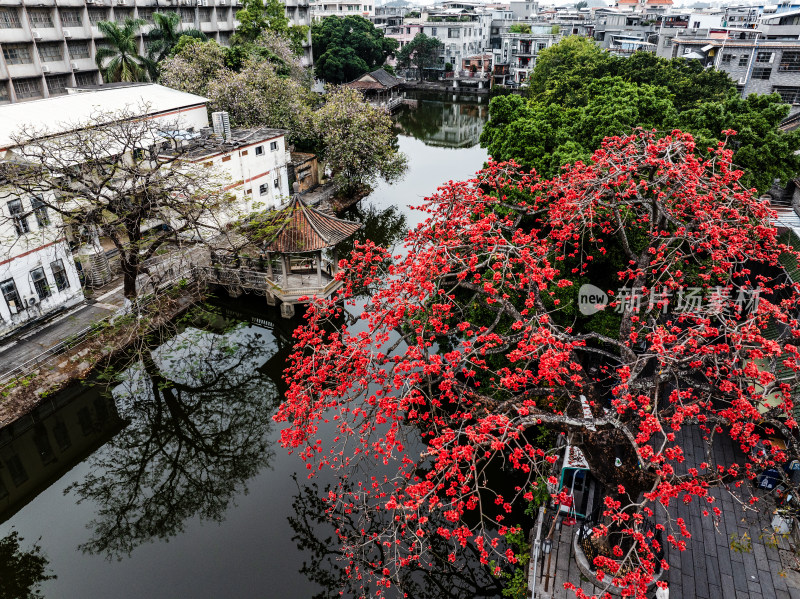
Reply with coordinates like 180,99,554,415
276,130,800,598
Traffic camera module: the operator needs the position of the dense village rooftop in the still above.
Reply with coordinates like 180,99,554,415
0,84,209,152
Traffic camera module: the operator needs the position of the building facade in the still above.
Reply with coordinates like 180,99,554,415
0,0,312,105
309,0,374,22
491,31,556,85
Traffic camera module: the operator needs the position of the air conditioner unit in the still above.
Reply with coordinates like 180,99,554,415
26,297,37,307
116,0,126,5
63,29,72,37
41,65,50,73
32,30,42,39
219,0,227,5
71,61,79,70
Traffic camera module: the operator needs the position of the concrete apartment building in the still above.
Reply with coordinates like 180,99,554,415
0,0,312,105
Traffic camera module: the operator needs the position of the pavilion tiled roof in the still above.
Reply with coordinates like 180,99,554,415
263,195,361,253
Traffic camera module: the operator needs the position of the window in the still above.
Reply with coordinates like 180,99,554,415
13,77,42,99
448,28,459,38
0,8,21,28
77,407,93,436
255,145,264,155
30,267,51,300
664,37,672,47
74,71,97,86
88,8,107,24
28,9,54,28
752,66,772,79
721,53,732,64
259,183,269,195
222,155,231,162
68,41,90,59
139,8,155,23
217,8,228,22
31,196,49,227
774,86,800,104
60,9,82,26
115,8,134,21
431,27,437,36
52,416,71,451
269,141,278,151
46,75,69,96
8,199,29,235
38,44,63,62
5,455,28,487
739,55,749,67
180,8,194,22
779,51,800,72
0,279,21,314
34,426,55,465
0,84,8,104
756,51,774,63
241,149,248,156
274,178,280,188
200,7,211,21
3,44,32,65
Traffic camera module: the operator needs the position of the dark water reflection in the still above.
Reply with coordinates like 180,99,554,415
0,94,491,599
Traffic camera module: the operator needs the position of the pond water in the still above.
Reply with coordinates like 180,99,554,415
0,92,492,599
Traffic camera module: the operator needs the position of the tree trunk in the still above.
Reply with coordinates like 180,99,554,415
121,253,139,299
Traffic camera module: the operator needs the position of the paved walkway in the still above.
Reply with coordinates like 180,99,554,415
534,427,800,599
0,281,125,380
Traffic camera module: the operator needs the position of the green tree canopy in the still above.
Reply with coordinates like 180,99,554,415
397,33,443,80
232,0,308,54
509,23,532,34
95,18,151,83
146,11,207,69
312,15,398,84
482,36,800,192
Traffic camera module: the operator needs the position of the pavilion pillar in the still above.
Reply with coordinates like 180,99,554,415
266,251,273,279
282,254,290,282
316,250,323,286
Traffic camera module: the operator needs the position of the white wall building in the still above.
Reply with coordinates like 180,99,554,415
309,0,374,22
180,126,292,220
0,190,84,337
0,85,211,335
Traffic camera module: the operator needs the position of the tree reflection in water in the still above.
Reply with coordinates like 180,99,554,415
0,529,55,598
65,322,278,559
336,202,408,258
289,479,504,599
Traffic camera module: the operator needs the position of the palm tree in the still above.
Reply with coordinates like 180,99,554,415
147,12,207,66
95,18,152,83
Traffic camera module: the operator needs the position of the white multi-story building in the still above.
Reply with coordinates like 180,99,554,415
0,84,210,334
0,189,84,337
0,0,312,104
0,84,292,334
491,31,556,85
418,7,492,73
180,125,292,216
309,0,374,22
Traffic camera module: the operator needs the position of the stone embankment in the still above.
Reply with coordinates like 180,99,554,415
0,283,203,429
